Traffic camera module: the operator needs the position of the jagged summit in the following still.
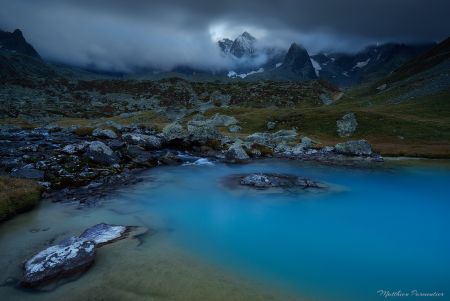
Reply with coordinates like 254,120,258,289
229,31,257,58
0,28,41,59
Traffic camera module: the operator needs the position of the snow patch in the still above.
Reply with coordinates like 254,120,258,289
227,68,264,79
275,62,283,68
353,58,371,69
310,58,322,76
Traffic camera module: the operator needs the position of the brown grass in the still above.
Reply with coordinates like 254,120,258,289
0,176,42,222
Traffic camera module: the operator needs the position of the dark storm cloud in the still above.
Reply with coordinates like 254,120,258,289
1,0,448,71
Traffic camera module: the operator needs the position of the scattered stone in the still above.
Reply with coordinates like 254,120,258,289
92,128,117,139
187,120,222,142
162,122,187,142
225,144,250,161
337,113,358,137
267,121,277,130
11,167,44,180
86,141,118,164
228,125,241,133
122,133,162,149
335,140,373,156
62,142,88,155
210,113,238,127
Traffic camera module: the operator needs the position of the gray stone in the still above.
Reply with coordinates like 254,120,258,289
187,120,222,142
92,128,117,139
86,141,118,164
239,173,324,189
225,144,250,161
335,140,373,156
210,113,238,127
122,133,162,149
337,113,358,137
62,142,88,155
228,125,242,133
267,121,277,130
162,122,187,141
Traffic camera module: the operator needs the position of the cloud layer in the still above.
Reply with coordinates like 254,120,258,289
1,0,448,71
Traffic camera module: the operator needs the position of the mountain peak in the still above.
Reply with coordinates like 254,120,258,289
229,31,257,58
0,29,41,59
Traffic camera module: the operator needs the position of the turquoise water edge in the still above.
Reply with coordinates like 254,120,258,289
1,159,449,300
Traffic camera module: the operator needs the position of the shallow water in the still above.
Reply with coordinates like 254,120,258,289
1,159,450,301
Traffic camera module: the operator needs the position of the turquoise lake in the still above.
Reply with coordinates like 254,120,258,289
1,159,449,300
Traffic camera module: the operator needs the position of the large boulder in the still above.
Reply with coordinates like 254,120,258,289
22,237,96,288
337,113,358,137
86,141,119,164
92,128,117,139
122,133,162,149
225,144,250,161
335,140,373,156
162,122,188,142
245,132,272,146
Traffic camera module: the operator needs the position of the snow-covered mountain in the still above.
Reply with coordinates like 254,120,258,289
310,43,435,86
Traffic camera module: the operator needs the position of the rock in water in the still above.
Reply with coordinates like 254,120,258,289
86,141,118,164
79,223,129,246
336,113,358,137
22,237,95,288
238,173,324,189
335,140,373,156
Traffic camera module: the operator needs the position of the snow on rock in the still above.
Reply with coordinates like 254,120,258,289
79,223,129,246
353,58,371,69
275,62,283,68
22,237,96,287
310,58,322,76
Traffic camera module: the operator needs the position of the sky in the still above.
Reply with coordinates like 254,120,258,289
0,0,449,72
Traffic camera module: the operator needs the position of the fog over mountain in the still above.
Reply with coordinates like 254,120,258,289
1,0,448,72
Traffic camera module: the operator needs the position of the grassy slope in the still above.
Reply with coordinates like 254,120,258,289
0,176,42,222
205,89,450,157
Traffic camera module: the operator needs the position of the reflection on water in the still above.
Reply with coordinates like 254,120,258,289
1,159,450,301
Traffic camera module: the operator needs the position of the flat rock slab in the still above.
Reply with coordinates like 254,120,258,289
22,223,132,288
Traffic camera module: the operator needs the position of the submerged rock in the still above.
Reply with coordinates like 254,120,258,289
79,223,129,246
239,173,324,189
336,113,358,137
22,237,96,288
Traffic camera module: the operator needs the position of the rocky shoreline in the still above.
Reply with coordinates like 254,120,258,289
0,115,383,219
